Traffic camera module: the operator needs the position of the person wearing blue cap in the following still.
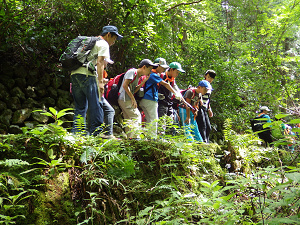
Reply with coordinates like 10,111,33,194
70,25,123,136
178,80,212,142
196,70,216,143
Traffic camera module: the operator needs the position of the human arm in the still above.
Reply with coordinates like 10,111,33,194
123,79,137,108
134,74,150,94
96,56,106,96
160,80,186,103
185,97,192,124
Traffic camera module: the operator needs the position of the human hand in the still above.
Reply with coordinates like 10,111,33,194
131,98,137,108
174,92,182,100
208,109,213,117
184,117,190,124
98,82,104,96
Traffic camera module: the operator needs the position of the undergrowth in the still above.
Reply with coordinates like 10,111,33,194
0,108,299,224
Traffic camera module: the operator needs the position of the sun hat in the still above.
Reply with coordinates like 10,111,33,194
138,59,158,68
154,58,169,69
101,25,123,40
169,62,185,73
260,106,271,111
198,80,213,90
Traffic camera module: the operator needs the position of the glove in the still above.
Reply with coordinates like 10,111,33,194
174,92,182,100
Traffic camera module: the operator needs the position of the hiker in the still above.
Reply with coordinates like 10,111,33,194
118,59,157,139
158,62,184,118
139,58,183,136
70,25,123,136
179,80,212,142
256,106,273,146
196,70,217,143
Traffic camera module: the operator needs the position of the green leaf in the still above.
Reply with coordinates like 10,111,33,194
49,107,57,116
289,119,300,124
285,172,300,182
275,114,290,119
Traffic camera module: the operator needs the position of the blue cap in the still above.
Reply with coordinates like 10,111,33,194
101,25,123,40
198,80,213,90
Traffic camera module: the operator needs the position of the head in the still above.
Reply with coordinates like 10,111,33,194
138,59,158,76
204,70,216,83
260,106,271,114
101,25,123,46
196,80,213,95
167,62,185,78
154,58,169,73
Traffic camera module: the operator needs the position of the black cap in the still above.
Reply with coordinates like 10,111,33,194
101,25,123,40
138,59,158,69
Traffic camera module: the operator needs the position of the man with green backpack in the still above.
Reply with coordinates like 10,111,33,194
66,25,123,136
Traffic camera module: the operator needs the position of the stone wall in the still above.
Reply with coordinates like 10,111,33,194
0,62,73,134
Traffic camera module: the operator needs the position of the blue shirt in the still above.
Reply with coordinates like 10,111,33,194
143,72,163,101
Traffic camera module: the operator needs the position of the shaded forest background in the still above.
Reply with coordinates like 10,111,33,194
1,0,300,135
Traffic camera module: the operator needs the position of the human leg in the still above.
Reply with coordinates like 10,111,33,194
178,107,194,142
102,97,115,136
139,99,158,136
190,116,203,142
196,108,207,142
71,74,88,134
86,76,104,136
118,99,141,139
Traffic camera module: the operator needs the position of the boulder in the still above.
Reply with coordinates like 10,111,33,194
12,108,32,124
31,110,49,123
0,109,13,126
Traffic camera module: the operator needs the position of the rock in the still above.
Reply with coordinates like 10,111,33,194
11,87,26,101
57,96,71,109
47,86,58,98
6,97,21,110
12,108,32,124
31,110,49,123
15,78,27,90
35,84,48,97
0,109,13,127
5,78,15,89
22,98,39,108
24,121,39,129
41,73,51,87
41,97,56,107
0,83,9,100
8,125,23,134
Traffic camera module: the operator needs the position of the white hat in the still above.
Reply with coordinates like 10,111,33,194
260,106,271,111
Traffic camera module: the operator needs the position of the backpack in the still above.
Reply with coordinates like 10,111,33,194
104,69,137,106
104,73,126,106
59,36,99,72
250,115,268,132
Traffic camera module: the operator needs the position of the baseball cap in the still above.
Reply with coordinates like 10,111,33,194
260,106,271,111
169,62,185,73
138,59,158,69
154,58,169,69
198,80,213,90
101,25,123,40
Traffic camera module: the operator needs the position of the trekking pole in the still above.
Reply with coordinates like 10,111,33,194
181,98,196,111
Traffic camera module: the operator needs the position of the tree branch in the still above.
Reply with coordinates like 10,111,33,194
165,0,204,12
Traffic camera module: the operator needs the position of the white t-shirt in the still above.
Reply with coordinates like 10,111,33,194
118,68,138,101
71,39,110,76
